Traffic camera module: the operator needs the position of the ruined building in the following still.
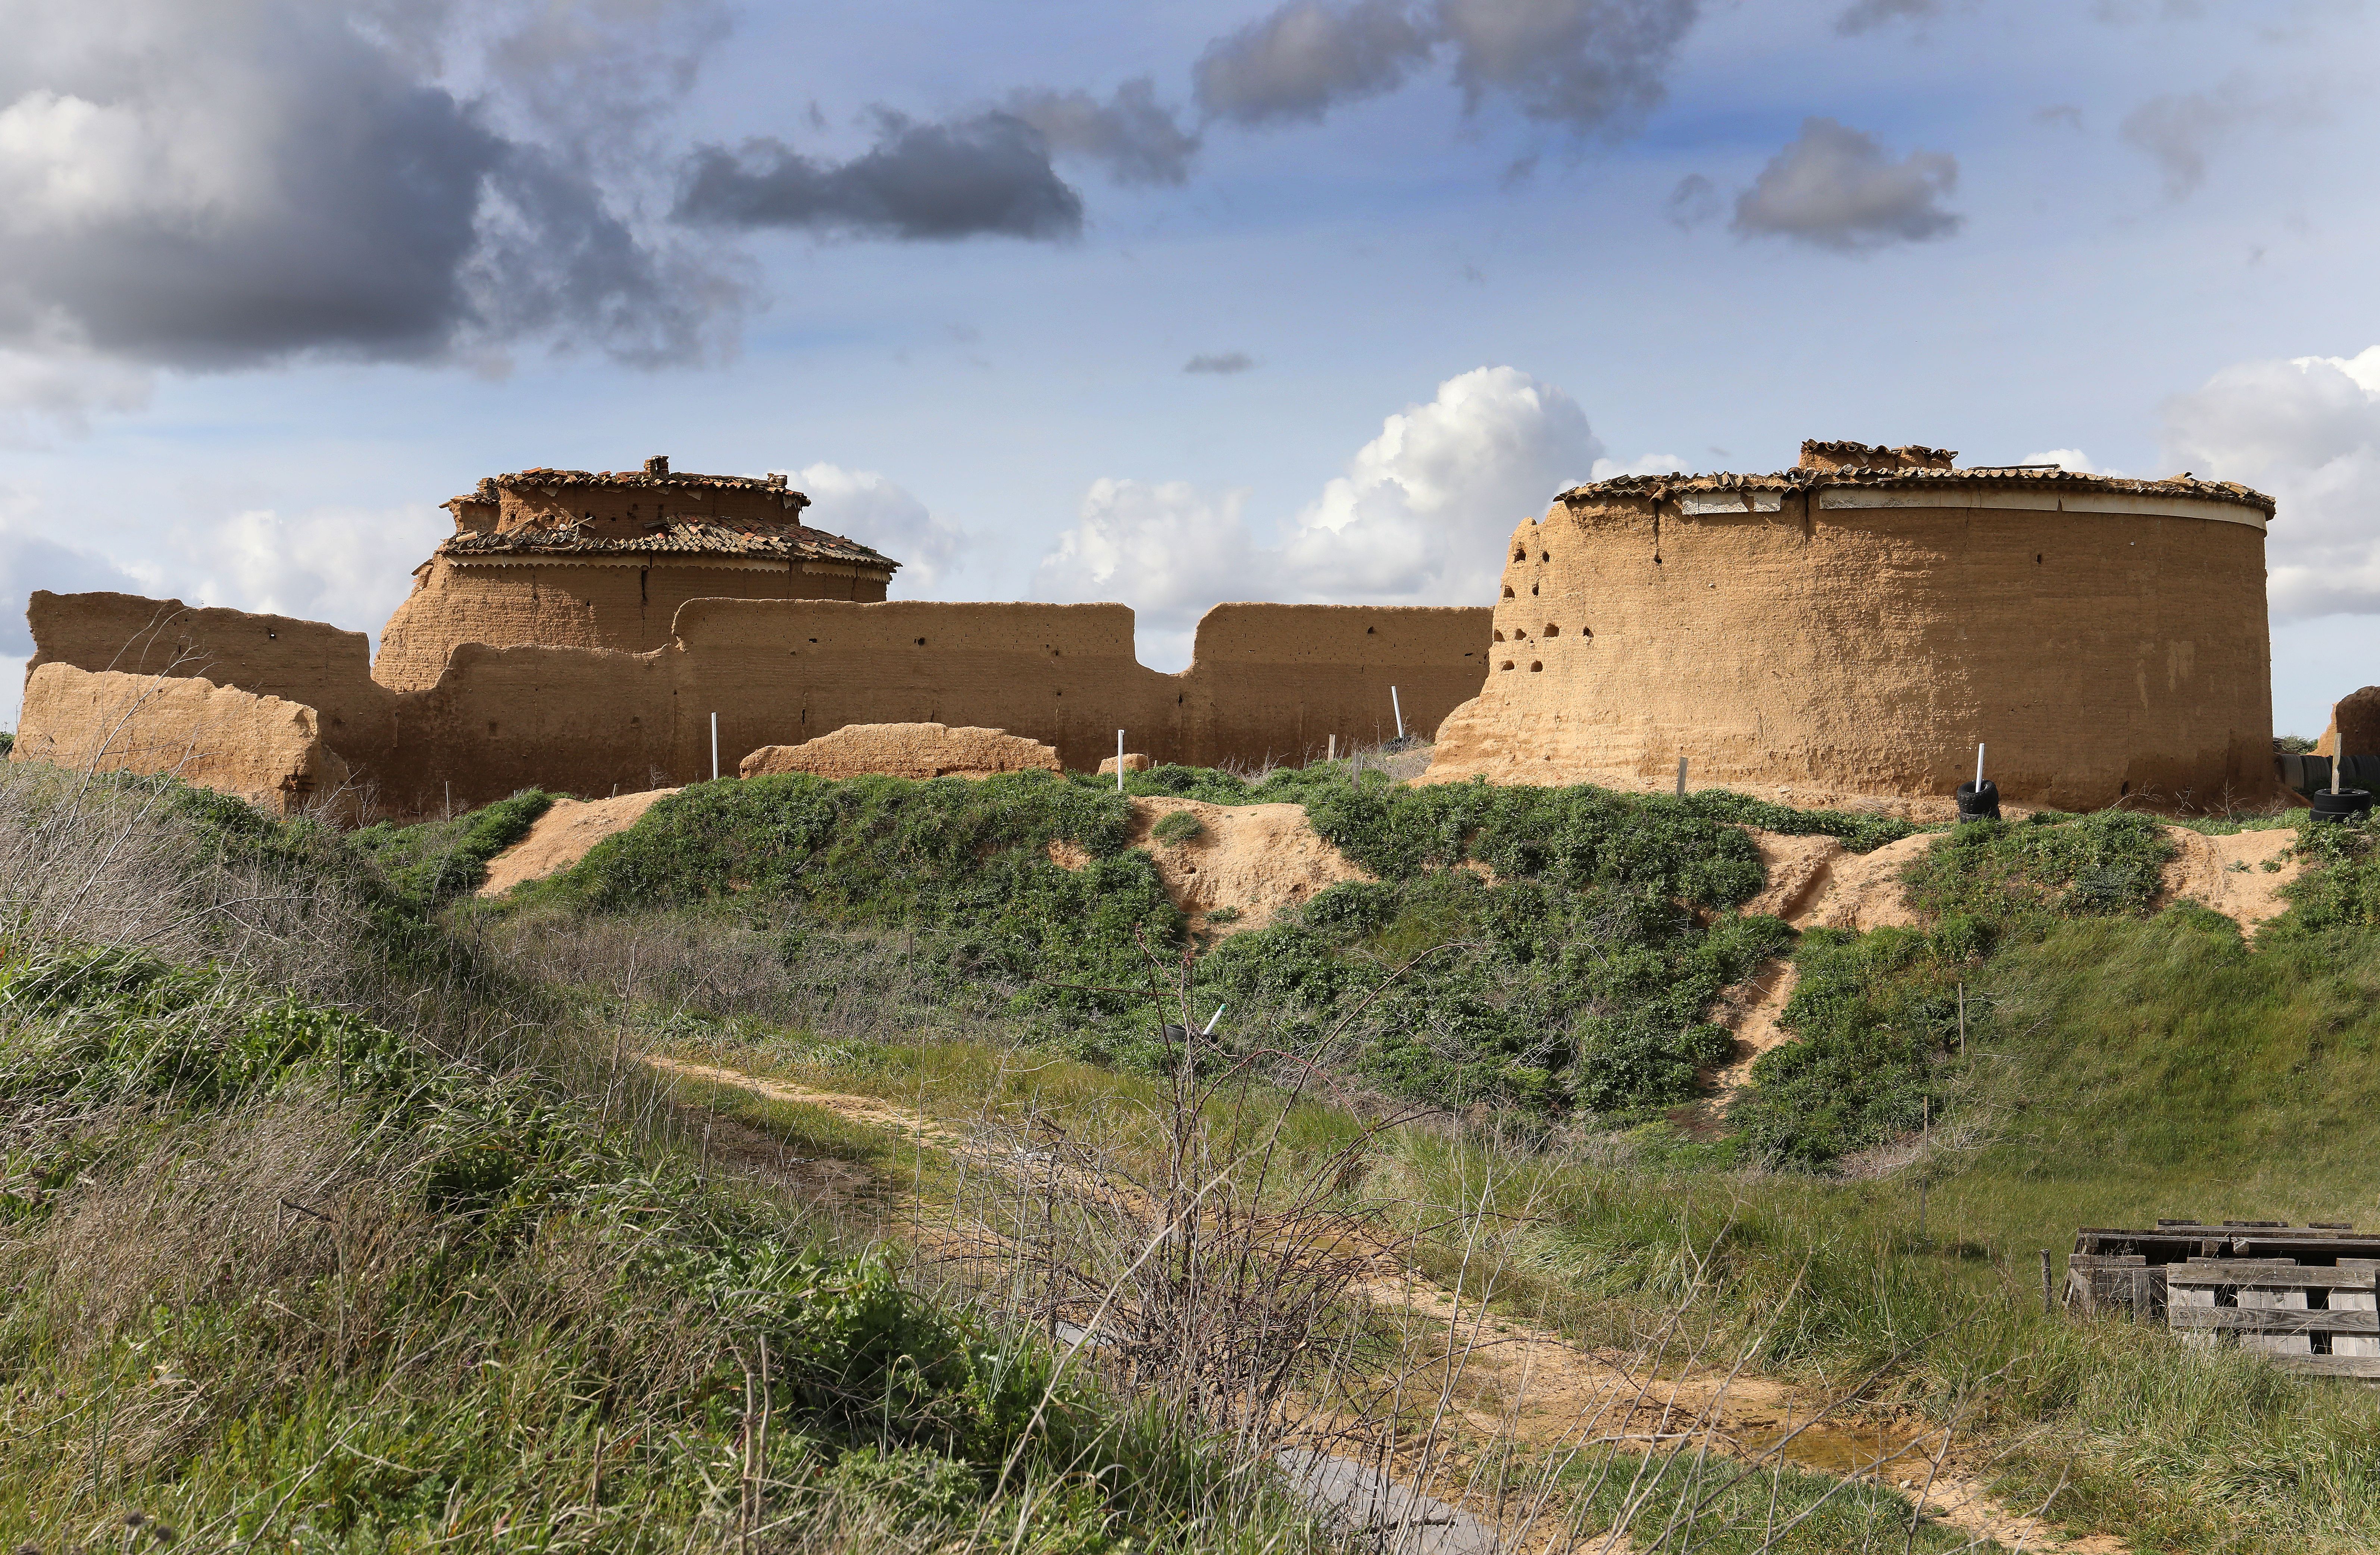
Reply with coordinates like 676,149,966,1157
16,458,1491,812
1426,440,2279,810
374,457,897,689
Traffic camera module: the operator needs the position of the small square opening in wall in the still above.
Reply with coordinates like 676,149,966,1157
1501,660,1516,671
1494,629,1505,642
1529,661,1543,672
1502,586,1515,598
1544,624,1559,636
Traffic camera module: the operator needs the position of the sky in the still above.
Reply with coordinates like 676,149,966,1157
1,0,2376,736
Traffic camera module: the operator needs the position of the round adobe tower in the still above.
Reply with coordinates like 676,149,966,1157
1425,441,2278,812
375,456,898,690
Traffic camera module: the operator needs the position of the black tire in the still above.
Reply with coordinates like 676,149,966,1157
2310,788,2373,825
1957,779,2002,822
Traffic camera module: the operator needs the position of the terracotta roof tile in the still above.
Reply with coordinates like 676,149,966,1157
1561,464,2276,518
443,517,897,570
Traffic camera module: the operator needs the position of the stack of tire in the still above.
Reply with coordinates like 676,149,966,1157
2279,752,2376,824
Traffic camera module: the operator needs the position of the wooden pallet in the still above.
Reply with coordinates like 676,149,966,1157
2166,1258,2380,1380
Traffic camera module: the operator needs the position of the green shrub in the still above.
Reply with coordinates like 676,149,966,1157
352,788,556,908
2283,813,2380,934
1905,809,2175,924
1730,924,1982,1168
1152,809,1205,846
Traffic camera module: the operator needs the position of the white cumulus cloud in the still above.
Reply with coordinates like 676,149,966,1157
1034,366,1598,665
791,463,969,592
2161,345,2380,620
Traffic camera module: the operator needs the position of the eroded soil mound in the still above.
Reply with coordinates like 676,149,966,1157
739,722,1060,780
1742,830,1935,931
2157,827,2300,937
480,788,679,896
1047,797,1371,934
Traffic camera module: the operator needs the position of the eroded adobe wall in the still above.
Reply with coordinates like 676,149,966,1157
26,590,396,757
374,558,890,690
26,590,1490,811
1174,603,1491,764
11,663,353,815
1427,488,2276,809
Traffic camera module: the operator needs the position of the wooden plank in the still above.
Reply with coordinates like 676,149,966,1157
2167,1308,2380,1335
2273,1355,2380,1380
2168,1264,2377,1289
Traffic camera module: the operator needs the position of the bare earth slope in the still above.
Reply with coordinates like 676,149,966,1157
479,788,680,896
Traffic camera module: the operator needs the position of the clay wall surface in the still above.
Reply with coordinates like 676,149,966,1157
2316,687,2380,759
741,724,1063,780
1427,487,2276,809
375,558,888,691
11,663,353,815
26,590,1489,811
25,590,397,753
1174,603,1491,764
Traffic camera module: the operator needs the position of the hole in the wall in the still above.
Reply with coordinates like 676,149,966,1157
809,637,818,643
2120,780,2130,796
1582,626,1593,639
1513,546,1527,561
1530,583,1539,595
1544,624,1558,636
1653,556,1663,566
1501,660,1516,671
1502,586,1515,599
914,637,926,646
1539,551,1549,562
2036,554,2043,564
1493,629,1505,642
1529,661,1543,672
267,630,277,640
1366,626,1376,634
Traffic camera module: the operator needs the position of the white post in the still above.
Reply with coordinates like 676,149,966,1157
1975,742,1986,789
1203,1003,1226,1034
1675,756,1688,797
1116,728,1126,792
1391,686,1405,741
710,712,719,781
2335,748,2344,796
1327,734,1336,764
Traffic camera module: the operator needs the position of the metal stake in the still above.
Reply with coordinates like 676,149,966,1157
711,711,719,781
1391,686,1405,741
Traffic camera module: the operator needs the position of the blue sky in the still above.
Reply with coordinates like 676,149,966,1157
2,0,2374,735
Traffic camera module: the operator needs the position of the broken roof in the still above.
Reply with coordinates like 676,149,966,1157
442,517,897,571
1560,461,2276,518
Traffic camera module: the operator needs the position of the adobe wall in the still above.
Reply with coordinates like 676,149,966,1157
11,663,353,816
25,591,397,755
374,557,889,691
1426,486,2276,810
23,591,1492,812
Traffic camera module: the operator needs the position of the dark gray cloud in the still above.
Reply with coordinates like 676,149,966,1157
0,0,738,373
1183,351,1256,373
1834,0,1944,33
1730,117,1962,251
1436,0,1700,135
1007,79,1201,185
1194,0,1434,125
1194,0,1699,137
1666,172,1719,228
2117,81,2314,197
674,112,1084,241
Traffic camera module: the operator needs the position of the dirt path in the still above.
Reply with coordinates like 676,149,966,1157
1356,1274,2126,1553
480,788,679,896
657,1050,2122,1552
643,1053,969,1150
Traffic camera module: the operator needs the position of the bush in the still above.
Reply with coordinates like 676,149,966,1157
1152,809,1205,846
1905,810,2175,924
353,788,556,908
2283,813,2380,934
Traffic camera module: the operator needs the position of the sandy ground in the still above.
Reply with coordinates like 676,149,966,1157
479,788,679,896
1708,960,1800,1105
1742,829,1937,932
1054,796,1371,935
2155,826,2301,938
